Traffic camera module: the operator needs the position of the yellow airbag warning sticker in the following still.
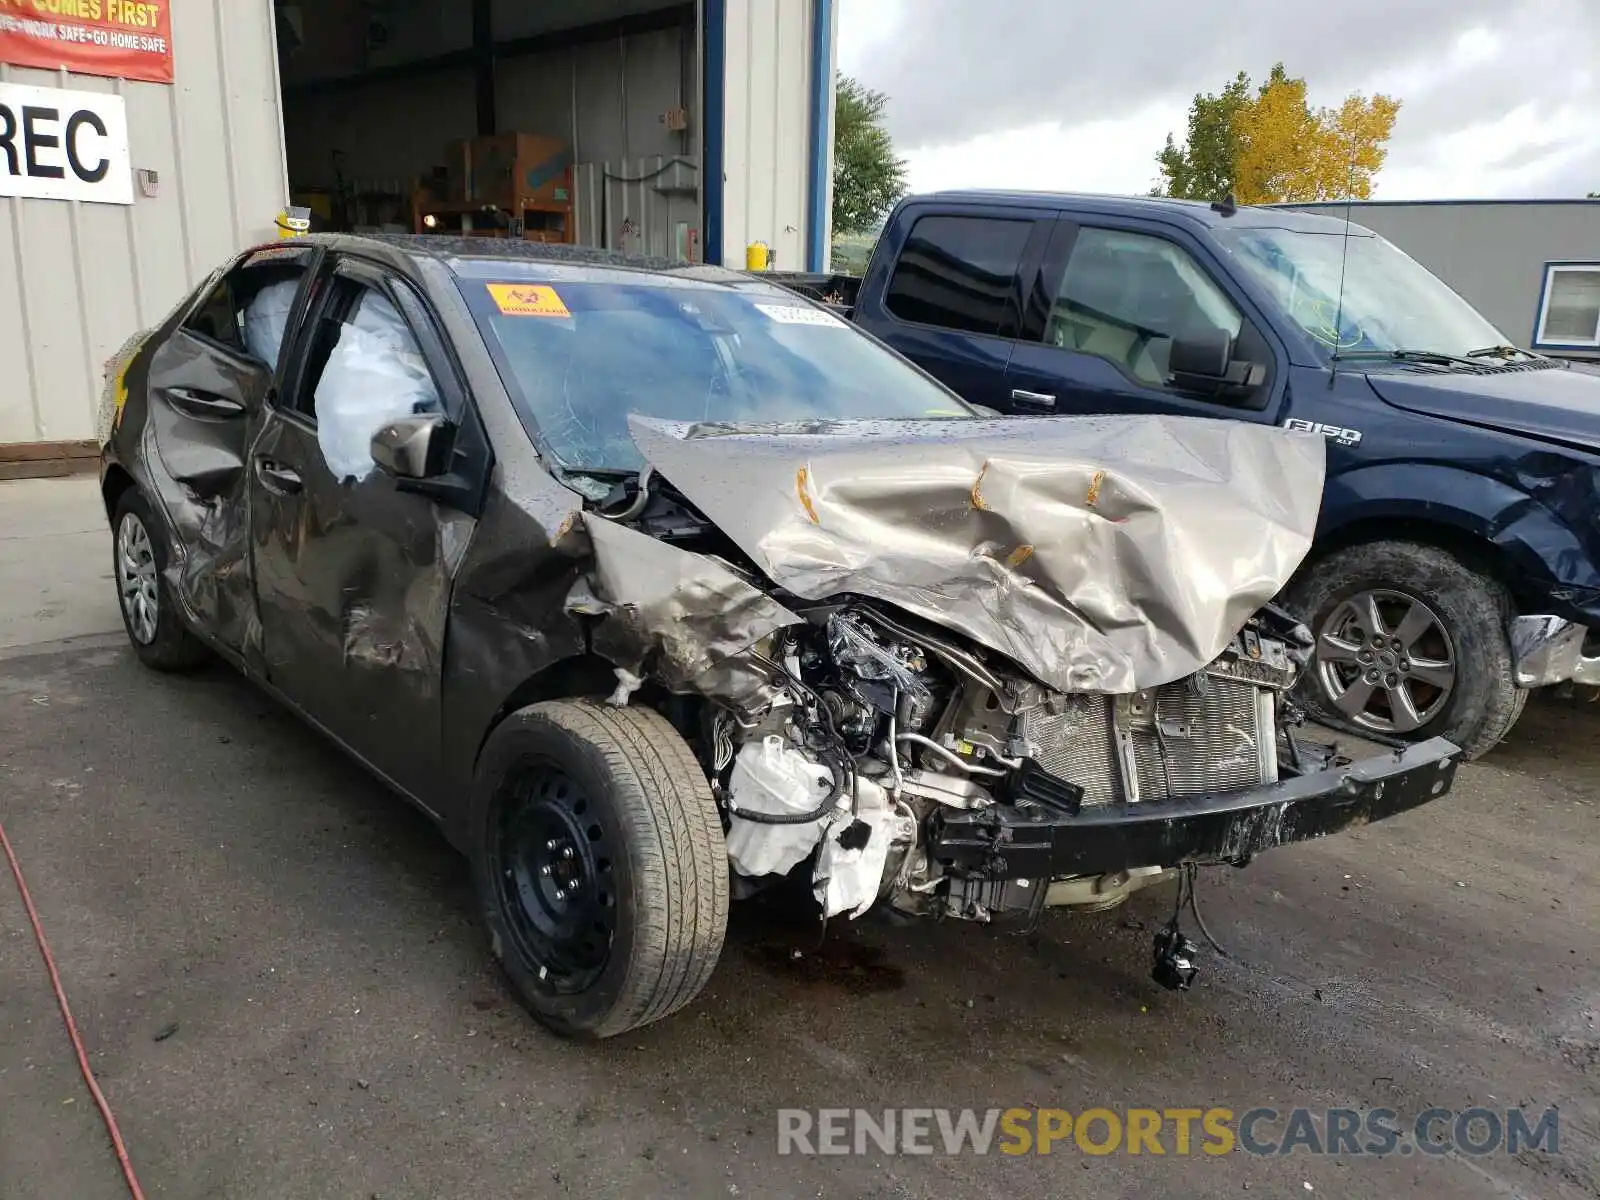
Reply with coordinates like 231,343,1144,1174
487,284,571,318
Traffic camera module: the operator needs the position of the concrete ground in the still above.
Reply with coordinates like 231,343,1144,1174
0,475,1595,1199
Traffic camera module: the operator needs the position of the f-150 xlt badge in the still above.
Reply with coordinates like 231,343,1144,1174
1283,418,1363,447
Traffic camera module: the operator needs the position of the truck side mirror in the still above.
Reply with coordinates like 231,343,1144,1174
1168,327,1266,402
1169,327,1232,379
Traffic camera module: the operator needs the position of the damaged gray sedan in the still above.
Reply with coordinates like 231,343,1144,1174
99,235,1462,1038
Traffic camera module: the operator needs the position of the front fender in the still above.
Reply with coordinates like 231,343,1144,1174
1321,462,1600,621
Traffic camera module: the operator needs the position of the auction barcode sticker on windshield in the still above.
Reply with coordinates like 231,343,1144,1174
488,284,571,318
754,303,845,328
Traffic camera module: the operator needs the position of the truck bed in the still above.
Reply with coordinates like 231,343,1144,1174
759,271,861,319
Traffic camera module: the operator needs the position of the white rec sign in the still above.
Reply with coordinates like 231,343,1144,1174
0,82,133,206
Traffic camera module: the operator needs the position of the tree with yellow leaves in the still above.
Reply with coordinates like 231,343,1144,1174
1156,64,1401,205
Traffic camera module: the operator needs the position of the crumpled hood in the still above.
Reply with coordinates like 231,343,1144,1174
628,413,1326,694
1365,365,1600,450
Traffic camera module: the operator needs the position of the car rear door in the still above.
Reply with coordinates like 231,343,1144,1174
1003,215,1285,422
137,245,316,653
247,253,491,808
856,203,1054,410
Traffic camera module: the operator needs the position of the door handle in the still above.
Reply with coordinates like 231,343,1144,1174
167,386,246,419
1010,388,1057,411
254,456,303,496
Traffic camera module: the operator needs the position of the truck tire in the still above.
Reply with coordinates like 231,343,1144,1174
111,488,210,671
469,699,729,1039
1285,540,1526,760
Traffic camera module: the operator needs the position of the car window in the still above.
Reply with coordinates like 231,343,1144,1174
884,215,1032,336
1048,227,1243,387
296,279,443,482
183,252,310,371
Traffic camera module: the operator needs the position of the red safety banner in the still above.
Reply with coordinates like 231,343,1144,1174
0,1,173,86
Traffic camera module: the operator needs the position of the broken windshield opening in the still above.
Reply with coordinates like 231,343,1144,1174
456,269,972,472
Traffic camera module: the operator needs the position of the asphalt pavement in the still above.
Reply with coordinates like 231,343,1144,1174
1,476,1595,1198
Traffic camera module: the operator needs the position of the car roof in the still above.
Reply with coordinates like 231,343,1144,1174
916,190,1374,235
296,232,758,286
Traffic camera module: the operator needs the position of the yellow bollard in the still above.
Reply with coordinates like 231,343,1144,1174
745,241,770,271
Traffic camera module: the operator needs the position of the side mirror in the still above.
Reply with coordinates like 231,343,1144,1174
372,412,455,480
1169,327,1232,380
1168,327,1267,401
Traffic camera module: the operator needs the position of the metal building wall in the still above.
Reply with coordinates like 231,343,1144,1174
282,22,696,194
1287,200,1600,359
712,0,834,271
1,2,289,446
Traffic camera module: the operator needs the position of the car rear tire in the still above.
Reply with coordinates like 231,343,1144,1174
469,699,729,1039
1286,540,1526,760
111,489,209,672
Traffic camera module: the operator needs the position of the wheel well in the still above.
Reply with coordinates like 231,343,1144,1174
101,464,135,523
1296,517,1528,608
453,654,700,848
471,655,634,773
473,657,704,765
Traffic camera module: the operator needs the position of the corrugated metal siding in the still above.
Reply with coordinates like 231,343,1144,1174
1,1,288,445
719,0,816,270
573,156,702,257
283,22,698,227
496,24,697,166
1286,200,1600,359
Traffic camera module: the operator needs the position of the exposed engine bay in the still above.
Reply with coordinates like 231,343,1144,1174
576,443,1320,930
566,414,1455,994
701,596,1314,925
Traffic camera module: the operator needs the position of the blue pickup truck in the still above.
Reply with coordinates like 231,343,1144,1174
771,190,1600,758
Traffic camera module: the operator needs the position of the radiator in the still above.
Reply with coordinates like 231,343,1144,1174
1021,676,1277,807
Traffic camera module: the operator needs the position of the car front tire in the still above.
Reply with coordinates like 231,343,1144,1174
469,699,729,1039
1287,539,1526,760
111,488,209,672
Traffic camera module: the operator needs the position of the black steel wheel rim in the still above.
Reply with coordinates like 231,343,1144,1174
492,760,616,995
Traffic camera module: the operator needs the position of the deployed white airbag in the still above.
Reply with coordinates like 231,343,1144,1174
315,291,441,481
241,279,299,368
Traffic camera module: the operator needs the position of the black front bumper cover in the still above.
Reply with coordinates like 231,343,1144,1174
926,738,1460,881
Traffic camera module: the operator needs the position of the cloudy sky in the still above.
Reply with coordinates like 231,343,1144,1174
836,0,1600,201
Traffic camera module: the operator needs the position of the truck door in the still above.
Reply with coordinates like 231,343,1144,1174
859,205,1054,410
1003,217,1282,422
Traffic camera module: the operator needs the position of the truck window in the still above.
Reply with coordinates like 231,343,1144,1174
1218,226,1510,357
884,216,1032,337
1047,227,1242,387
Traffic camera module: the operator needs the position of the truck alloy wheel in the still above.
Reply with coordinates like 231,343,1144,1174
1288,539,1526,760
1314,588,1455,734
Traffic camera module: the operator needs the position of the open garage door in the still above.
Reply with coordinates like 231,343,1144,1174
272,0,706,261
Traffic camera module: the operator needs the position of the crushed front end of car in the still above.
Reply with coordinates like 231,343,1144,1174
560,413,1461,982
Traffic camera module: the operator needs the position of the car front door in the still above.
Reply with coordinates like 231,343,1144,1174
1003,217,1283,423
247,254,489,807
867,207,1053,410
